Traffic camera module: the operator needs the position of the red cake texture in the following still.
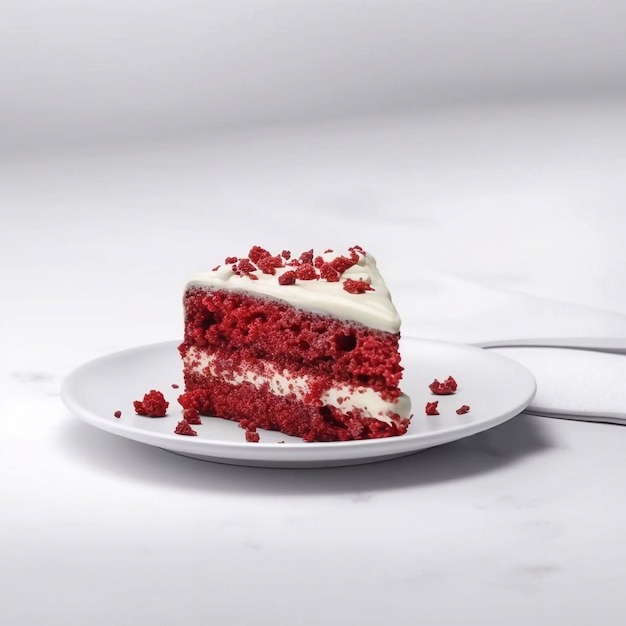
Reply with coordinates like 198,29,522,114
183,407,202,425
133,390,169,417
178,246,411,442
425,401,439,416
174,419,198,436
245,429,261,443
429,376,458,395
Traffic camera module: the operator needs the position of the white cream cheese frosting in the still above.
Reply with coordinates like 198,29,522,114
184,348,412,424
186,247,401,333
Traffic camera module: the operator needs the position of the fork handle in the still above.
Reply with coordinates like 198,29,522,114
476,337,626,354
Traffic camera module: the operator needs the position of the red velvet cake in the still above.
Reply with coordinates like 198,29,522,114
177,246,412,442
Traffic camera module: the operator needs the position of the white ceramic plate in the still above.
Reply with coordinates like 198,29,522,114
61,338,536,468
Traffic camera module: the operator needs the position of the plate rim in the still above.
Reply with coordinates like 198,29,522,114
61,338,536,467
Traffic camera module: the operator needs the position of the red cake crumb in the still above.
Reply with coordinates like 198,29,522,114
278,270,297,285
174,420,198,436
295,263,318,280
114,410,121,418
171,383,180,389
456,405,471,415
183,407,202,425
237,258,257,274
299,249,314,264
256,258,275,274
330,255,356,274
258,255,284,274
429,376,458,395
248,245,270,264
425,401,439,416
343,278,374,294
133,390,169,417
281,249,291,260
245,429,260,443
319,262,340,282
225,256,238,264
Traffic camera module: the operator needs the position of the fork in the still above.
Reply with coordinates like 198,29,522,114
476,337,626,355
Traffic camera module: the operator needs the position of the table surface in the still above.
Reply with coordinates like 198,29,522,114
2,97,626,625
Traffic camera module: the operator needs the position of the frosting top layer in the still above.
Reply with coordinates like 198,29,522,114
186,246,401,333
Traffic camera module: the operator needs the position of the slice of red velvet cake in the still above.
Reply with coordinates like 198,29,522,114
177,246,411,442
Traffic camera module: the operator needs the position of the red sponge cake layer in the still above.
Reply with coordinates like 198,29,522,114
180,287,403,399
179,372,407,442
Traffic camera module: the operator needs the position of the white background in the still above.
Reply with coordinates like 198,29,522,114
2,0,626,151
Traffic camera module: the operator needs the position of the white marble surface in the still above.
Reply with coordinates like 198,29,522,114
3,98,626,625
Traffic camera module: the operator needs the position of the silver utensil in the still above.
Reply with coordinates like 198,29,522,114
476,337,626,354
